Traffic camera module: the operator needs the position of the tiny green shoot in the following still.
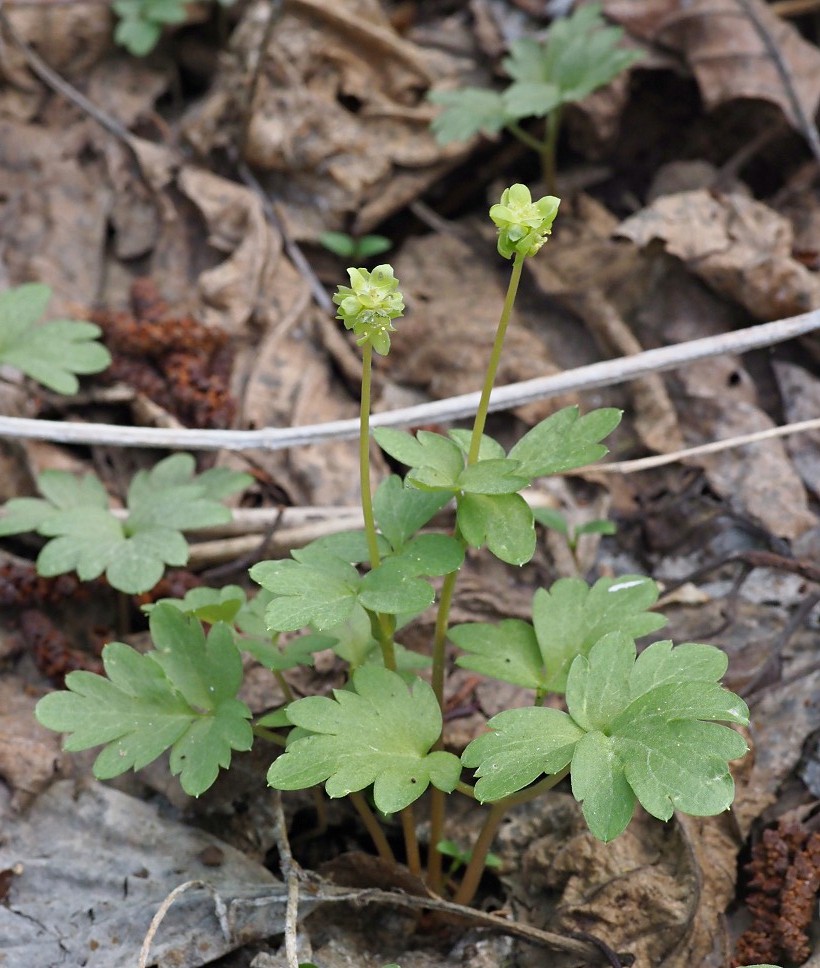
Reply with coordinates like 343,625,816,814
428,4,642,191
319,231,393,263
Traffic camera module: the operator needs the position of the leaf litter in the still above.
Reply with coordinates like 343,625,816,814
0,0,818,965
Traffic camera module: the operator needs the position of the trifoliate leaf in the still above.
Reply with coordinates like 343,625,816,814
463,631,749,841
0,283,110,394
293,530,389,566
267,667,460,813
457,492,535,565
249,557,362,631
507,406,622,479
567,632,749,840
532,574,666,692
373,475,450,551
428,88,509,144
452,619,548,691
503,80,563,120
35,606,253,797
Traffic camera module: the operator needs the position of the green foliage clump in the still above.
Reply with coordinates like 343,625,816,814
0,454,251,594
113,0,234,56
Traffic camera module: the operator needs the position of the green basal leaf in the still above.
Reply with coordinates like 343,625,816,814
0,284,110,394
532,574,665,693
574,519,616,538
267,666,460,813
457,492,535,565
250,557,362,632
356,235,393,259
321,607,376,668
452,619,548,691
35,606,253,797
503,80,563,120
293,530,389,566
373,475,450,551
242,633,327,672
507,405,622,479
428,88,509,144
256,707,292,729
0,497,57,536
463,631,748,841
37,470,109,510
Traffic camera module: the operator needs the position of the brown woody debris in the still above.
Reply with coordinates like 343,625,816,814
20,610,103,684
734,820,820,965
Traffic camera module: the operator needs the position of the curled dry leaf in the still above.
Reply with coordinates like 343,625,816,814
619,189,820,320
182,0,467,239
604,0,820,133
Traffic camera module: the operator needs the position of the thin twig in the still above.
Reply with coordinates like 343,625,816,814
271,790,301,968
588,416,820,474
0,310,818,451
137,880,230,968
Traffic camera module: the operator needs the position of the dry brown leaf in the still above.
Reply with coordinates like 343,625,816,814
182,0,467,239
619,188,820,319
604,0,820,132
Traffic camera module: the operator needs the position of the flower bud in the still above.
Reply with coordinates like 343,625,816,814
332,264,404,356
490,184,560,259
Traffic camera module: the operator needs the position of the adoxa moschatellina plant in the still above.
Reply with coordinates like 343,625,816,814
36,184,750,905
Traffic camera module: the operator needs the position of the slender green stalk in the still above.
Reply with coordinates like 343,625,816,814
541,108,562,196
273,670,296,704
400,803,422,877
428,253,527,889
350,792,396,864
359,343,381,569
359,342,397,671
507,121,547,156
453,767,570,906
467,251,526,463
252,726,288,746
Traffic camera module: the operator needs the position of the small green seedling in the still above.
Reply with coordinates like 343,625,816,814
113,0,235,56
429,4,641,191
0,454,251,594
533,506,616,573
35,183,748,916
319,231,393,263
437,839,501,875
0,283,110,394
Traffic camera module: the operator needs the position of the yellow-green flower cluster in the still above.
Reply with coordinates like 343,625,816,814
490,184,560,259
333,265,404,356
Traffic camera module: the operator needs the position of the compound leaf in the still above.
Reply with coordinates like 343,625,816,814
35,610,253,797
358,558,435,615
457,459,530,495
532,574,665,693
268,666,460,813
508,406,622,479
390,533,464,578
0,284,110,394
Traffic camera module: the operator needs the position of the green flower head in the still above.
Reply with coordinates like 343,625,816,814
332,264,405,356
490,184,560,259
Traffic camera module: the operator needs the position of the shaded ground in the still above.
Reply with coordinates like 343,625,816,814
0,1,819,966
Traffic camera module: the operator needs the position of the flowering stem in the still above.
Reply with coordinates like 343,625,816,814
359,343,397,671
467,251,526,464
428,252,527,891
360,343,381,569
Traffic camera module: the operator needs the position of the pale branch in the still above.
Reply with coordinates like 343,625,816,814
0,309,817,452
